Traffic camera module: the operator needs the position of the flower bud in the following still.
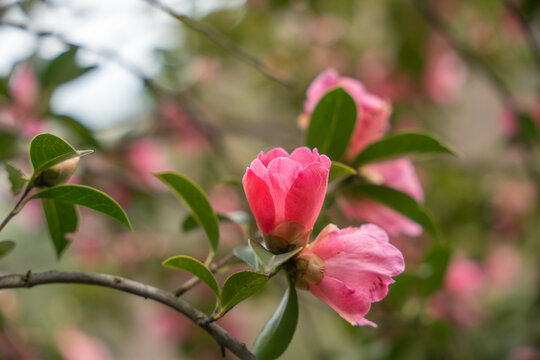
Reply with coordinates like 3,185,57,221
291,253,325,290
38,156,79,187
242,147,330,253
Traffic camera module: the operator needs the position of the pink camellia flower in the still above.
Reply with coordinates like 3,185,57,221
299,68,391,161
293,224,404,327
340,158,424,237
242,147,331,253
300,70,425,238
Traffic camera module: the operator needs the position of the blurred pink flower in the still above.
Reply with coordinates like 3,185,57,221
427,254,487,327
301,70,425,237
126,139,171,188
242,147,330,252
0,62,46,137
295,224,404,327
300,68,391,160
508,346,540,360
55,329,112,360
341,158,424,237
140,305,192,343
444,254,486,296
423,50,466,104
484,244,522,290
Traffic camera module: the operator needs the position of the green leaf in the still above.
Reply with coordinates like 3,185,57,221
352,132,455,167
249,239,302,274
349,184,438,236
306,87,357,161
52,114,101,149
0,131,17,161
29,185,131,230
42,199,78,257
233,245,258,270
0,77,11,100
162,255,220,296
4,162,28,194
329,161,357,181
156,172,219,253
41,48,96,90
29,133,79,173
0,240,16,259
252,280,298,360
219,271,268,314
517,113,540,142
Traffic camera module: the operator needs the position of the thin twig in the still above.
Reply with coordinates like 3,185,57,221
412,0,516,110
0,270,256,360
0,184,33,233
174,253,237,296
143,0,295,88
502,0,540,76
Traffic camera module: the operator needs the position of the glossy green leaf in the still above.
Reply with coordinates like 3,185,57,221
329,161,357,181
233,245,258,270
249,239,274,272
41,48,96,90
0,131,17,161
29,133,77,172
29,185,131,230
252,280,298,360
162,255,220,296
0,240,16,259
353,132,455,167
42,199,78,257
220,271,268,314
156,172,219,253
4,162,27,194
249,239,302,274
306,87,357,161
350,184,438,236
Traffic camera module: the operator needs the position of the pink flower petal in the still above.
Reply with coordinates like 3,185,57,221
257,148,289,166
366,158,424,202
341,198,423,237
304,69,341,113
267,157,304,224
309,276,376,327
242,168,276,234
285,162,329,230
289,147,331,169
322,226,404,302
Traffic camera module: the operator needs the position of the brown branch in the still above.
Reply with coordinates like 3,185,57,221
0,270,256,360
174,253,237,296
143,0,294,88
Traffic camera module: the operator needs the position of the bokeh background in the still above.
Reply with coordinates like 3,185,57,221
1,0,540,359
